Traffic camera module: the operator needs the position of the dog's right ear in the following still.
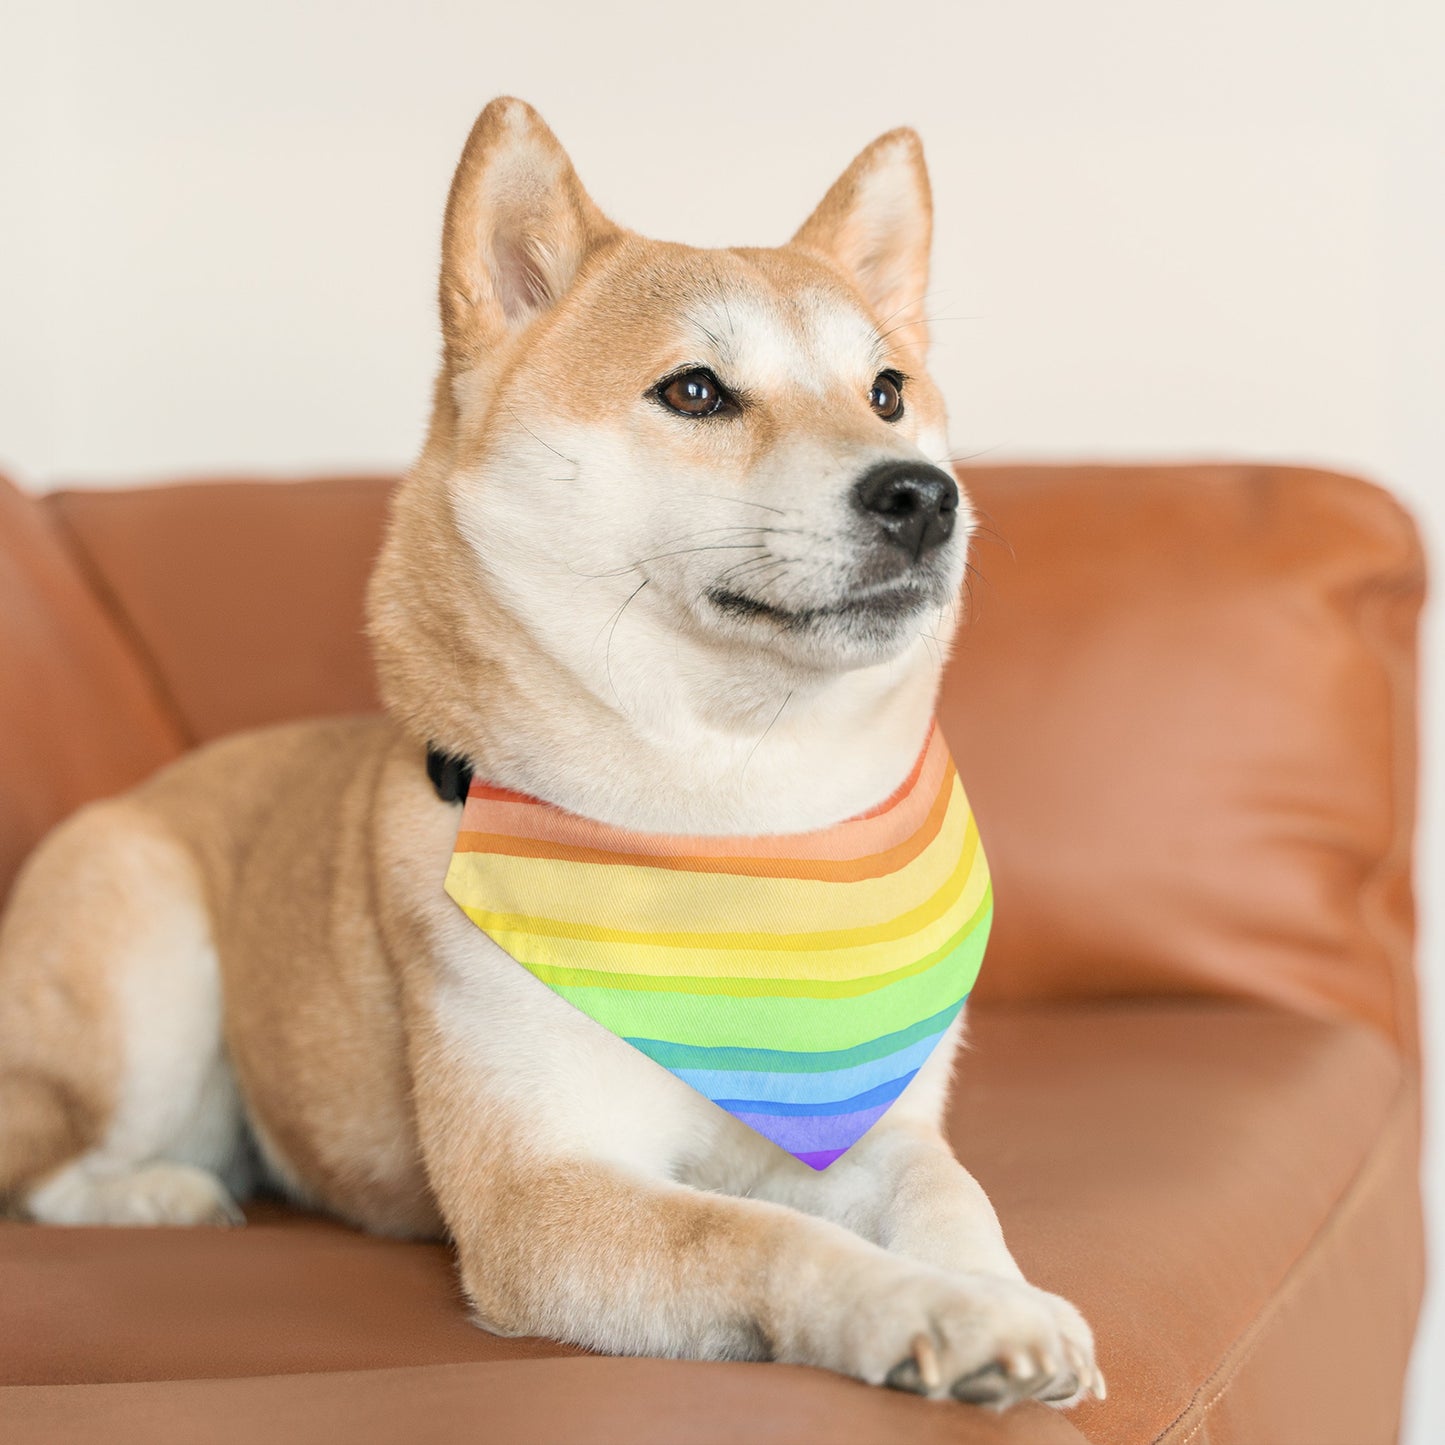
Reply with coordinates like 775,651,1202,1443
439,98,617,370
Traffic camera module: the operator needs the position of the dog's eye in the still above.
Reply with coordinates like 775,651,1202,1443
657,369,726,417
869,371,905,421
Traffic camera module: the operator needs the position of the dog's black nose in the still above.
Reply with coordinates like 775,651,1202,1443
853,461,960,560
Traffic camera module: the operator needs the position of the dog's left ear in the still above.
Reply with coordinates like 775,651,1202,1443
791,129,933,354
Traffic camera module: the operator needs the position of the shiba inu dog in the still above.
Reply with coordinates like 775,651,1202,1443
0,98,1101,1408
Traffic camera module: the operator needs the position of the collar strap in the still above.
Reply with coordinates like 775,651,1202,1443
426,745,473,804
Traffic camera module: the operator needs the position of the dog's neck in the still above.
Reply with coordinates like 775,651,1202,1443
459,600,942,836
370,457,950,837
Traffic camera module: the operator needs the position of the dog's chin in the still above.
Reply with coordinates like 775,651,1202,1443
702,578,945,669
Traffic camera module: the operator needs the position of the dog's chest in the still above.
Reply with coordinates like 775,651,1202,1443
428,910,780,1180
424,724,989,1175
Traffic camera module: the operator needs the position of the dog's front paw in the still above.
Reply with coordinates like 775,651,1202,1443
834,1266,1104,1408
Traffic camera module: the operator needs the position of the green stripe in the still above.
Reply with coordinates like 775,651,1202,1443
545,914,989,1051
511,888,992,999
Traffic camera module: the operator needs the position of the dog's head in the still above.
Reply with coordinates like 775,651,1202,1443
372,98,970,757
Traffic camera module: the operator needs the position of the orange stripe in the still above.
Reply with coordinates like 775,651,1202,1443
457,726,947,864
455,762,957,883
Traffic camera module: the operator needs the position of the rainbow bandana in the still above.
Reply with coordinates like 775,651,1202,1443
442,723,990,1170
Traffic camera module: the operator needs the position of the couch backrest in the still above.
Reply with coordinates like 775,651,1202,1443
0,475,185,896
46,477,390,743
939,464,1422,1061
1,464,1422,1057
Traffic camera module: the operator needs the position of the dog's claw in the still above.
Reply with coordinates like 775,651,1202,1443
1001,1347,1034,1378
1058,1335,1105,1403
909,1331,942,1391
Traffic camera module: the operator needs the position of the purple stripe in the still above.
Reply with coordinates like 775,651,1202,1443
794,1147,848,1170
728,1099,892,1155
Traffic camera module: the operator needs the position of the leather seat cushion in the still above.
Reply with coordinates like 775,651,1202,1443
1,1001,1420,1444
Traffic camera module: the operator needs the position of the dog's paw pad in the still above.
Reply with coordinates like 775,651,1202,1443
951,1361,1012,1405
885,1358,926,1395
1038,1371,1080,1403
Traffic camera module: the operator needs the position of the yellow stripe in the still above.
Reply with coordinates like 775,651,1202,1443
447,808,983,961
518,887,993,998
468,845,990,982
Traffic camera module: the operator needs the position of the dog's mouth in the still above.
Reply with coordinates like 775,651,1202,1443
706,579,935,630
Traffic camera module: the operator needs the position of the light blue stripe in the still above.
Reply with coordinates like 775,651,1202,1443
671,1029,946,1106
711,1069,916,1117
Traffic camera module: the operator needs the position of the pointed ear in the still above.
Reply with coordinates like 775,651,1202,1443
791,128,933,354
439,97,618,369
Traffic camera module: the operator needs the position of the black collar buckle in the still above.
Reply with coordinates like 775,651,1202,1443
426,745,474,804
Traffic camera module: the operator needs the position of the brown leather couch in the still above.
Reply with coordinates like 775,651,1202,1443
0,462,1425,1445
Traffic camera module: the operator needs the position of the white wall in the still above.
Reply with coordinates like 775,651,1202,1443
2,0,1441,1433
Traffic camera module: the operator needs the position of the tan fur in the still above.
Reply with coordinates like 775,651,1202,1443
0,98,1100,1405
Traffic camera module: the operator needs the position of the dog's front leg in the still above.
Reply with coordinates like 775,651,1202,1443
429,1136,1103,1404
753,1018,1021,1276
750,1119,1102,1404
757,1116,1023,1278
411,1038,1096,1404
745,1038,1104,1405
